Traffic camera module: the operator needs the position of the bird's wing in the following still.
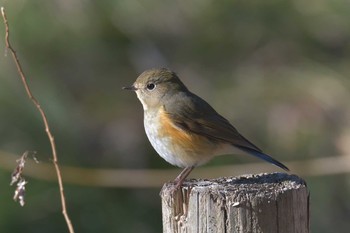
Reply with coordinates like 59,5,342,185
163,92,262,152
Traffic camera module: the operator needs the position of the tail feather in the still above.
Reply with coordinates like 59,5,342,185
236,146,289,171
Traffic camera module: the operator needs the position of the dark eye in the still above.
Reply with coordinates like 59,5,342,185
146,83,156,91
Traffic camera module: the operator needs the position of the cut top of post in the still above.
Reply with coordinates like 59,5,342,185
161,173,309,233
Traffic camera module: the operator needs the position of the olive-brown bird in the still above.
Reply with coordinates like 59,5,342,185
123,68,289,189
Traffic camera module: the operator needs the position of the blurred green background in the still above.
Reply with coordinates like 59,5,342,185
0,0,350,232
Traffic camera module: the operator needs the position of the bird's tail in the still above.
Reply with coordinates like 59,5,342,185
236,146,289,171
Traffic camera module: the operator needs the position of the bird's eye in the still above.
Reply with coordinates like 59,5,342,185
146,83,156,91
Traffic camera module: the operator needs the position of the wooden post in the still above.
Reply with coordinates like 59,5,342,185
160,172,309,233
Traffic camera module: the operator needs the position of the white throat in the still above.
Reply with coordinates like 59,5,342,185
136,91,148,110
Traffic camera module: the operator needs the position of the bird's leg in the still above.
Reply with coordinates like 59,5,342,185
173,166,194,189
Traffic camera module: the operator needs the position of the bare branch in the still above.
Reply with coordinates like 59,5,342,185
1,7,75,233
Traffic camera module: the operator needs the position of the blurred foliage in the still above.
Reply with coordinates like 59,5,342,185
0,0,350,232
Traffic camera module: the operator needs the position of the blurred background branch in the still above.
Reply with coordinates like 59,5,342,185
1,150,350,188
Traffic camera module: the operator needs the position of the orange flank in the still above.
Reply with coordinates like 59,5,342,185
158,107,218,166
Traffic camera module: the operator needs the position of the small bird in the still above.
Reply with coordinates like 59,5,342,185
123,68,289,189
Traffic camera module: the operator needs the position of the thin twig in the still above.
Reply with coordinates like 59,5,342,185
1,7,75,233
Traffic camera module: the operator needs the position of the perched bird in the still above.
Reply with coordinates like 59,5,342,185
123,68,289,189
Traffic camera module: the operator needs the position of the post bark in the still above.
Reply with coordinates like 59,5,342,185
160,172,309,233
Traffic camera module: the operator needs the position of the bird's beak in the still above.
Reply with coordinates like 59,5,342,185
122,85,137,91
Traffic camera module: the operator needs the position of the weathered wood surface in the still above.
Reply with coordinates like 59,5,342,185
160,172,309,233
